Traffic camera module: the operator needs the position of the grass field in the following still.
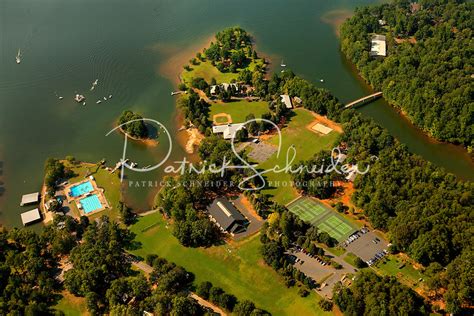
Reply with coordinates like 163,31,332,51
373,255,426,288
130,212,331,316
210,100,269,123
65,161,122,221
255,109,341,204
55,291,88,316
287,197,357,242
181,58,265,85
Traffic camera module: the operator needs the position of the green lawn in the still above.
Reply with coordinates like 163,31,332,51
343,252,359,267
182,60,239,84
372,255,425,288
55,292,88,316
210,100,269,123
181,57,265,85
65,161,122,221
130,213,331,316
257,109,341,204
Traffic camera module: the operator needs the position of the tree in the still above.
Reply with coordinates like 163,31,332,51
354,256,368,268
118,110,147,139
319,299,333,311
234,300,256,316
44,158,66,191
196,281,213,300
235,128,248,142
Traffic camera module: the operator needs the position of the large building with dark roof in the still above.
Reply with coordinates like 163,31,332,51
207,197,247,235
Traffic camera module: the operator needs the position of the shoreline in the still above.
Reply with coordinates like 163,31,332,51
118,126,159,147
340,54,473,159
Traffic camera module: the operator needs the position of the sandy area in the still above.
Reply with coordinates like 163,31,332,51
183,127,205,154
213,112,232,125
306,112,343,134
320,9,353,37
152,34,215,85
118,127,159,147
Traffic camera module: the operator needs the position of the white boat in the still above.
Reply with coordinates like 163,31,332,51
90,79,98,91
16,49,21,64
58,96,64,100
96,100,102,104
320,79,324,83
108,94,112,98
74,94,86,103
280,59,286,67
83,102,86,106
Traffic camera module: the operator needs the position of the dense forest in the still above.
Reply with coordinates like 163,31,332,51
340,0,473,147
279,66,473,312
118,110,148,139
333,271,427,315
1,214,265,315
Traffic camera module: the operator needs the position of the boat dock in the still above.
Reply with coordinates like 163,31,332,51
110,159,130,173
20,192,39,206
20,208,42,226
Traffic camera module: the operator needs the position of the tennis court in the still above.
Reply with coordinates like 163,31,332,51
287,197,357,242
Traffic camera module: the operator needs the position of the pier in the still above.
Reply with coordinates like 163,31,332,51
345,92,382,109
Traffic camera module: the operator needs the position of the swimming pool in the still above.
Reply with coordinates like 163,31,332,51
79,194,102,214
69,181,94,197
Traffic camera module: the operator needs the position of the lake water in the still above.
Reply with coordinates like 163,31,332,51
0,0,472,227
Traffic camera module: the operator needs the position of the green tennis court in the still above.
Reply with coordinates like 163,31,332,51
287,197,357,242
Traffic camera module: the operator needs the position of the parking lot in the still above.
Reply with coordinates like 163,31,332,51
247,141,277,163
287,247,356,299
344,230,389,263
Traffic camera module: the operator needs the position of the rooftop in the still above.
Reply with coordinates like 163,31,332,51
370,34,386,57
20,192,39,206
20,208,41,226
212,123,245,139
280,94,293,109
207,197,246,232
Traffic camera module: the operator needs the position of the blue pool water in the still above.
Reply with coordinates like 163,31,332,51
70,181,94,197
79,194,102,214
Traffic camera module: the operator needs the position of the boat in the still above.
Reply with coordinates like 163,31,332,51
171,91,181,96
74,94,86,103
108,94,112,98
320,79,324,83
90,79,98,91
103,96,107,101
280,59,286,67
15,49,21,64
83,102,86,106
58,96,64,100
96,100,102,104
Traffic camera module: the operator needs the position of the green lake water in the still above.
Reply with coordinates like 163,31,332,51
0,0,472,227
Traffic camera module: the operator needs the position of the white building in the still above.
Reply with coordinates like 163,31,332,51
212,123,245,139
280,94,293,109
370,34,386,57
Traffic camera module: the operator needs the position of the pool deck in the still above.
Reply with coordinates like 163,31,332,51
64,177,110,216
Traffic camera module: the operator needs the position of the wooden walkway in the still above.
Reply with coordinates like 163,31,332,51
345,92,382,109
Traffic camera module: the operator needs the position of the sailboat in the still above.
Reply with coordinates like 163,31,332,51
280,59,286,67
15,49,21,64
